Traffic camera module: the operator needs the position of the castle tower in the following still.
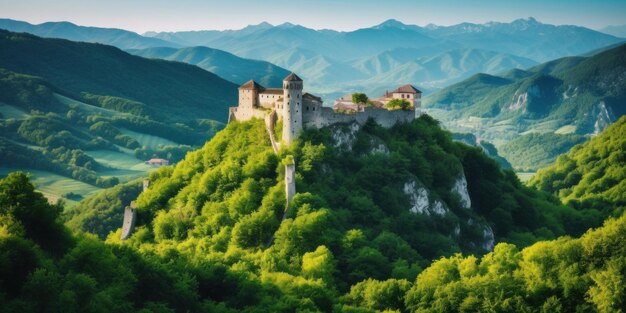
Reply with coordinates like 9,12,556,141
238,80,263,120
282,73,303,145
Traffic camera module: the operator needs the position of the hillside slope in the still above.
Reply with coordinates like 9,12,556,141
74,116,599,276
0,29,237,124
426,43,626,170
2,121,624,312
128,46,291,86
530,115,626,215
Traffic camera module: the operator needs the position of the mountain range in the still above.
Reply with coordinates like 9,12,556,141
1,17,622,100
144,17,623,97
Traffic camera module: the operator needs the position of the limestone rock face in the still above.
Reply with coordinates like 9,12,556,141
452,173,471,209
404,180,430,214
403,179,449,216
330,122,360,151
593,101,614,135
482,226,495,251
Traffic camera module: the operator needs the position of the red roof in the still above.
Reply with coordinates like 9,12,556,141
261,88,283,95
147,158,168,163
390,84,422,94
284,73,303,82
239,80,265,90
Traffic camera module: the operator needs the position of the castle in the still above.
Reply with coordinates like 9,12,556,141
228,73,422,144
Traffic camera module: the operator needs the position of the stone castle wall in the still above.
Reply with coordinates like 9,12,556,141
230,106,268,122
303,106,416,129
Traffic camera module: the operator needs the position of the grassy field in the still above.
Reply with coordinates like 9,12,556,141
120,128,178,150
0,167,102,206
555,124,577,134
86,150,153,182
55,94,119,117
0,103,29,119
516,172,536,183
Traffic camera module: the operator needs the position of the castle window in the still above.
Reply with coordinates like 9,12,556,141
306,106,309,111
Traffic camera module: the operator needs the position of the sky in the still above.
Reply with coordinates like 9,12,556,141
1,0,625,33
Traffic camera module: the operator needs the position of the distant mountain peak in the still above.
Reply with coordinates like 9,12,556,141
242,21,273,30
39,20,78,27
276,22,296,29
510,17,543,28
256,21,273,28
375,19,406,28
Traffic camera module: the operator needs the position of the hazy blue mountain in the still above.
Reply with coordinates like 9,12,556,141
0,18,179,49
128,46,291,86
353,48,537,89
425,43,626,169
143,22,274,47
145,17,621,64
142,17,622,98
599,24,626,38
420,17,622,62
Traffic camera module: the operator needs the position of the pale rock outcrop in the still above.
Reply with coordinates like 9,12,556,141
451,172,471,209
403,179,449,216
330,122,360,151
482,226,495,251
466,218,495,251
369,142,390,155
593,101,614,135
430,200,448,215
508,92,527,111
404,180,430,214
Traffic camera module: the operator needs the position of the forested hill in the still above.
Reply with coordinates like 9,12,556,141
128,46,291,87
1,118,625,311
425,42,626,170
530,115,626,216
0,29,237,124
0,29,237,201
426,42,626,134
68,116,603,296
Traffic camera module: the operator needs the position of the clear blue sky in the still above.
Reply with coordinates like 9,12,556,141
1,0,624,33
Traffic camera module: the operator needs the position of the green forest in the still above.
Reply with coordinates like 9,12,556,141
2,116,624,312
530,115,626,217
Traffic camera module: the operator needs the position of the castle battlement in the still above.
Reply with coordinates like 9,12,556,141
228,73,422,145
